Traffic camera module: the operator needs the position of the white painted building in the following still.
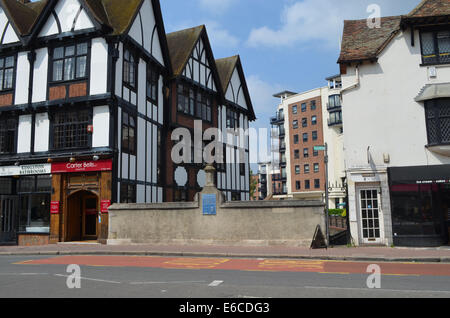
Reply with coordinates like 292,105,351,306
338,0,450,247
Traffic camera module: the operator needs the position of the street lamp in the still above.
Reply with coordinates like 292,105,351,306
314,143,329,246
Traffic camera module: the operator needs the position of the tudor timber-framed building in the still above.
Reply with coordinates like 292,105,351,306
0,0,255,246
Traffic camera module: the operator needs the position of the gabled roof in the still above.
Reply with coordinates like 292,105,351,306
215,55,239,93
0,0,46,38
338,16,402,64
407,0,450,18
216,55,256,121
100,0,142,35
166,25,205,77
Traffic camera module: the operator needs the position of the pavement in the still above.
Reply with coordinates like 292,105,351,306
1,243,450,263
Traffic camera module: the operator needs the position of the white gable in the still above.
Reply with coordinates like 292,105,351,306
226,67,247,110
182,38,216,92
0,8,19,45
128,0,164,66
39,0,95,38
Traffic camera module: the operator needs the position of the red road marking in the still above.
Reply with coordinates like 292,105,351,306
16,256,450,277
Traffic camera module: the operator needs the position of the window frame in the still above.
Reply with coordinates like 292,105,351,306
120,182,137,203
420,28,450,66
123,48,138,90
0,54,16,92
0,116,17,154
50,42,90,84
121,111,137,156
147,63,160,105
50,108,92,151
425,98,450,146
177,82,213,123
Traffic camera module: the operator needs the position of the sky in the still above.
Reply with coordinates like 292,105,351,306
160,0,420,130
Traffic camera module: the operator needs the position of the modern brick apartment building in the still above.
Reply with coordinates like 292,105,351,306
270,77,346,207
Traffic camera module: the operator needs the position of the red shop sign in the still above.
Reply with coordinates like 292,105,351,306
51,201,60,214
101,200,111,213
52,160,112,174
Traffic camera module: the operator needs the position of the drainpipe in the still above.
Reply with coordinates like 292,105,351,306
27,50,36,155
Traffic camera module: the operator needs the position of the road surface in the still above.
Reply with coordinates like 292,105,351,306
1,255,450,298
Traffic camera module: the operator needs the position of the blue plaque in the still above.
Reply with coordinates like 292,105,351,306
203,194,217,215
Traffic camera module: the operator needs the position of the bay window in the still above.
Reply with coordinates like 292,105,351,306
425,98,450,145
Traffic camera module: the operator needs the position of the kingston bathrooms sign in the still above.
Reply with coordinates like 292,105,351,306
0,164,52,177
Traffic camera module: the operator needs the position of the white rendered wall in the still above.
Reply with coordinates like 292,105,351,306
17,115,32,153
90,38,108,95
14,52,30,105
34,112,49,152
342,28,450,171
92,106,110,148
32,48,48,103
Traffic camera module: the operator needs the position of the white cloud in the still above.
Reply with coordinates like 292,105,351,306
198,0,236,13
204,21,240,49
246,75,284,127
246,0,418,49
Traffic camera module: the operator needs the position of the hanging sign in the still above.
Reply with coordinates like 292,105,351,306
101,200,111,213
50,201,60,214
52,160,112,174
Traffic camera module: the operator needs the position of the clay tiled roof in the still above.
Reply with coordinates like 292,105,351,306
408,0,450,18
166,25,205,77
338,16,402,63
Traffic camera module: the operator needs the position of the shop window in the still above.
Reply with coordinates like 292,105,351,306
52,43,88,82
0,117,17,154
52,109,91,150
0,177,12,195
17,175,51,233
122,112,137,156
120,182,136,203
0,55,15,91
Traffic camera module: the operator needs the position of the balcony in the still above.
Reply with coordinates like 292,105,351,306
271,112,285,125
328,111,343,127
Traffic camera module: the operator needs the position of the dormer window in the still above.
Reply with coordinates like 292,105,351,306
52,43,88,82
0,56,15,91
421,30,450,65
123,49,137,89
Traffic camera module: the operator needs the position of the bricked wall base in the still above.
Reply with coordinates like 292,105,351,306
18,234,50,247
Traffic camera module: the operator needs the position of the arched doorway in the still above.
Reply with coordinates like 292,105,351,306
66,191,99,242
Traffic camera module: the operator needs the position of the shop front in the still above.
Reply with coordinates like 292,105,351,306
49,159,112,245
389,165,450,247
0,164,52,246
